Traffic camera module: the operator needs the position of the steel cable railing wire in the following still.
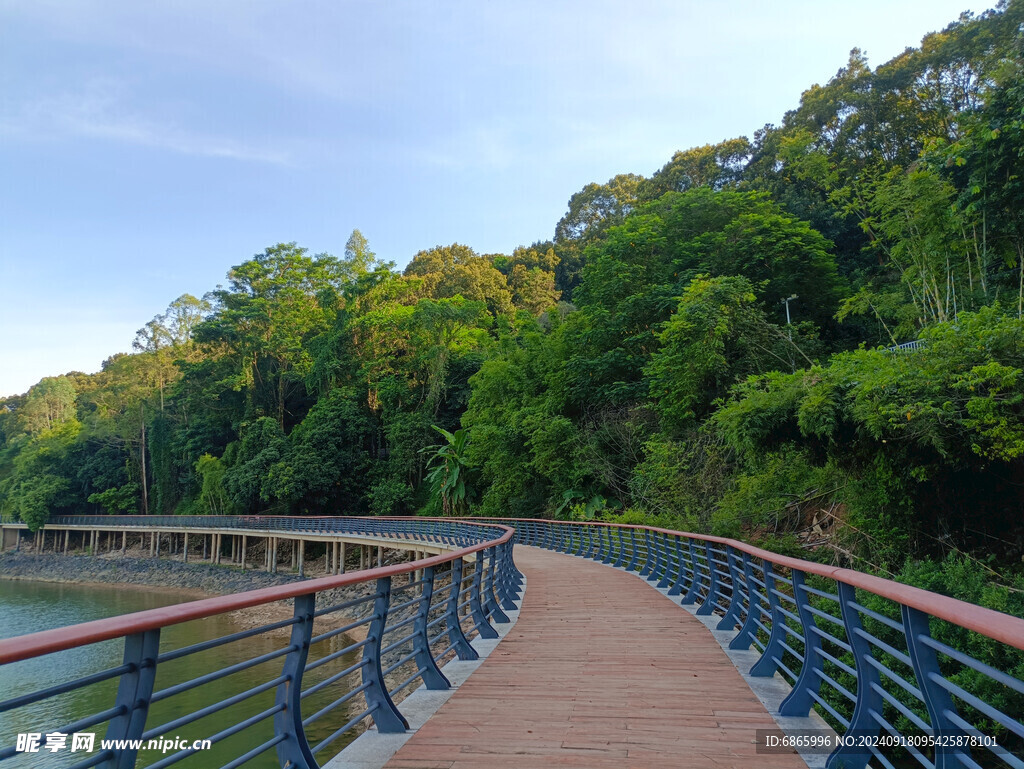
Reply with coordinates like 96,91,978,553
486,517,1024,769
0,517,518,769
6,514,1022,767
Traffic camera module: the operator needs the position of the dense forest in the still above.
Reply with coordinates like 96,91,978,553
3,3,1024,609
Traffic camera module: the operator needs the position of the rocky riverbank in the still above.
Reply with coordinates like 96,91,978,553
0,550,318,595
0,549,426,640
1,544,472,720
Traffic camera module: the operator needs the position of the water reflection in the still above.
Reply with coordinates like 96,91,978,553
0,580,362,769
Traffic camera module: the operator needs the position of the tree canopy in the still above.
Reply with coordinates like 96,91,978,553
4,4,1024,614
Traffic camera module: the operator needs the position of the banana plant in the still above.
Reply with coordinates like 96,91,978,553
421,426,473,516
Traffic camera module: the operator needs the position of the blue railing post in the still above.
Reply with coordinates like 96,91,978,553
606,528,622,569
779,570,823,716
600,526,613,563
716,546,744,632
696,542,718,616
554,524,567,553
274,593,317,769
104,629,161,769
517,521,530,546
470,555,499,640
902,606,972,769
657,533,674,588
363,578,409,732
827,581,881,769
445,558,478,660
750,561,786,676
525,522,538,547
497,541,520,610
668,537,686,596
639,529,654,577
730,553,760,651
484,547,510,624
606,528,622,573
681,539,702,605
414,567,450,690
569,524,581,556
625,529,639,572
647,531,663,583
509,539,525,585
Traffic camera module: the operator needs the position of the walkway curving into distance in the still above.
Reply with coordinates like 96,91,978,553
384,546,806,769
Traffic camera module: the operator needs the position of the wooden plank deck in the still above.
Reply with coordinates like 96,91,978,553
385,545,806,769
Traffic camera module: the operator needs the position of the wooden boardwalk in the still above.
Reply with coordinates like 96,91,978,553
385,546,807,769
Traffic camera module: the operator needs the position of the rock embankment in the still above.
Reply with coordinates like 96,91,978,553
0,550,315,595
0,547,435,638
0,550,428,641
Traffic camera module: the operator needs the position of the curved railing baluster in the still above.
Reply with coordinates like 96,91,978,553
106,629,161,769
483,518,1024,769
4,514,1024,769
275,594,317,769
0,518,518,769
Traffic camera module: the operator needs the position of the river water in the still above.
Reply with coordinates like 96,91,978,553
0,579,361,769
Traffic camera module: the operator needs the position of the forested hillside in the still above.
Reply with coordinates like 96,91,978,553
3,3,1024,604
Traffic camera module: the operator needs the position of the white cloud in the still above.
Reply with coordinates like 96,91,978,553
1,79,291,164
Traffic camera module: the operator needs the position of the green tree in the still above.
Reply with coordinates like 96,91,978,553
569,188,839,404
508,264,560,315
555,174,644,243
939,54,1024,316
344,229,377,275
198,243,343,429
463,317,587,516
644,276,786,429
405,244,514,317
0,420,80,530
422,426,473,516
195,453,230,515
412,297,491,415
19,377,76,434
223,417,286,512
682,209,843,328
640,137,751,199
88,483,141,515
712,306,1024,563
264,388,371,513
553,173,644,292
858,167,975,326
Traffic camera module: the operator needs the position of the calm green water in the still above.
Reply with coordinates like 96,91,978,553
0,579,361,769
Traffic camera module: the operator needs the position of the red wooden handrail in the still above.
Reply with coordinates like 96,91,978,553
488,517,1024,652
0,524,512,664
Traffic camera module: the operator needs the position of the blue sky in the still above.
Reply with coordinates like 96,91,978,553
0,1,995,396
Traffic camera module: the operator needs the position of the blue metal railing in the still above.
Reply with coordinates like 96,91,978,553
502,519,1024,769
1,514,500,544
3,514,1022,768
887,339,926,352
0,517,521,769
